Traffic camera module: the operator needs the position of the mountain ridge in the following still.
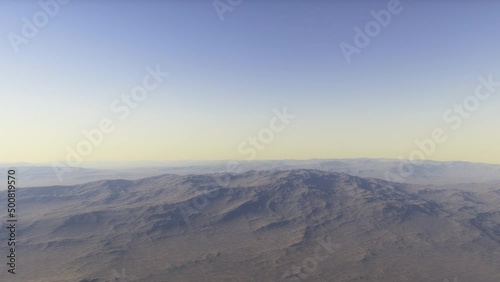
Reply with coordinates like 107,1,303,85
1,170,499,281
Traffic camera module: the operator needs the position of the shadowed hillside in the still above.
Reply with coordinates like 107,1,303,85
1,170,499,281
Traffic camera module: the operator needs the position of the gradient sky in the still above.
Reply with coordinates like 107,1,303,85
1,0,499,164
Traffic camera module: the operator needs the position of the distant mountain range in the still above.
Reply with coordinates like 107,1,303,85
1,169,499,281
4,159,500,187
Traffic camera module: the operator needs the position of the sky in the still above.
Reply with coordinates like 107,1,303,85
1,0,499,164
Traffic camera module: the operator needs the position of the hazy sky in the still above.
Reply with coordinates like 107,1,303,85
1,0,500,164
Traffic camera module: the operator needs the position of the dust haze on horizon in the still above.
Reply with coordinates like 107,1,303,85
2,1,500,281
